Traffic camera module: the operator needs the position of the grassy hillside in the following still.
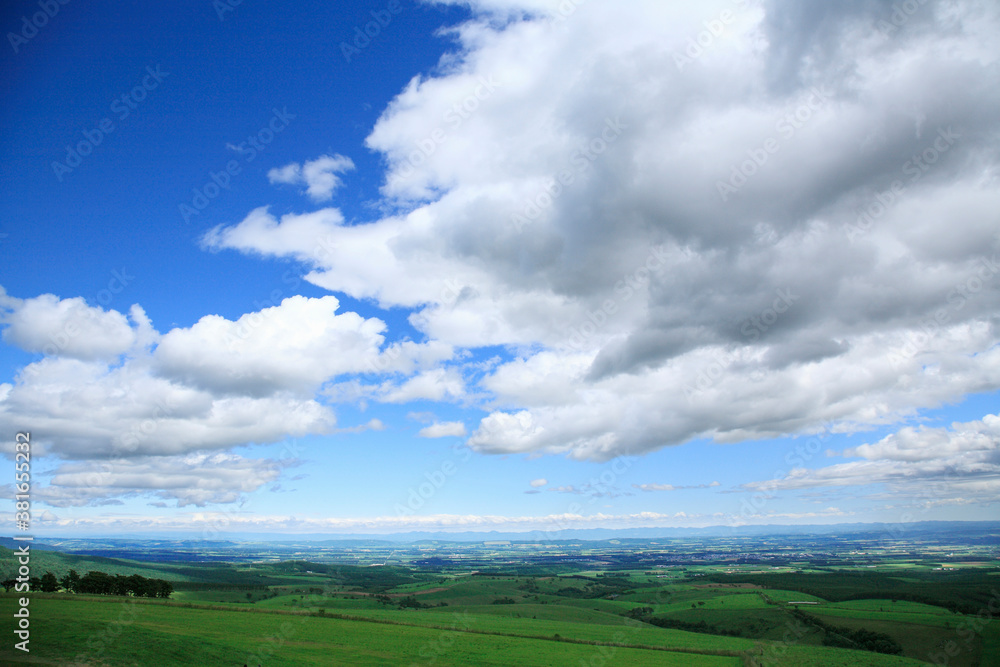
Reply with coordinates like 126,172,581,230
2,552,995,666
0,596,745,666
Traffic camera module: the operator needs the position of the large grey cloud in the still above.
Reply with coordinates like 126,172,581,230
205,0,1000,462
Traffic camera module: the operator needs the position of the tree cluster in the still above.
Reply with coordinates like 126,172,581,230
1,569,172,598
792,609,902,655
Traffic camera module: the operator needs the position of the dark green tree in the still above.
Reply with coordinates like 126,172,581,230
39,572,59,593
59,569,80,593
154,579,173,599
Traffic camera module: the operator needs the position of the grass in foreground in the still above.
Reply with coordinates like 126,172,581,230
0,594,937,667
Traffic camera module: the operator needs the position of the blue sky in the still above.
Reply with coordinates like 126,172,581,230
2,0,999,537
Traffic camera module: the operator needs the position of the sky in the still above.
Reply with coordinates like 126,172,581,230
1,0,998,538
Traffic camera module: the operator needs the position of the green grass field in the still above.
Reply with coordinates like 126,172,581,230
0,596,746,666
3,549,996,666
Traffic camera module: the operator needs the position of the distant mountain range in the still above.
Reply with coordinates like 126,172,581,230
6,520,998,547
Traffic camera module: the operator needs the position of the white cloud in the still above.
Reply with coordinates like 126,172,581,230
336,418,386,434
381,368,467,404
202,1,1000,464
634,481,723,492
844,415,1000,462
0,355,336,461
154,295,387,396
267,154,355,201
6,0,1000,519
635,484,676,492
35,452,294,507
529,478,547,488
418,421,468,438
0,292,155,361
742,414,1000,505
0,295,398,507
25,509,723,535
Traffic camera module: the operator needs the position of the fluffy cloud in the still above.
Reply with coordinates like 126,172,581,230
268,154,355,201
418,421,468,438
0,293,417,506
154,295,387,396
382,368,467,404
0,290,155,361
743,414,1000,504
6,0,1000,521
0,355,336,460
203,0,1000,463
34,452,293,507
844,415,1000,462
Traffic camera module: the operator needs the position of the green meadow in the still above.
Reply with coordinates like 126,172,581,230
2,542,997,666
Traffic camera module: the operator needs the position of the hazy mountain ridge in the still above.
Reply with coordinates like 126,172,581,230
6,520,997,549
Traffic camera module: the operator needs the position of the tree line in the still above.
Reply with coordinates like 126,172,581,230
2,569,173,598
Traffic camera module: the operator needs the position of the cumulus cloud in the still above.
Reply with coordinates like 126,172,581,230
6,0,1000,514
267,154,355,201
382,368,467,403
0,292,155,361
0,355,336,461
202,0,1000,464
34,452,294,507
742,414,1000,504
0,292,425,507
154,295,387,397
529,478,547,488
418,421,468,438
844,415,1000,462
